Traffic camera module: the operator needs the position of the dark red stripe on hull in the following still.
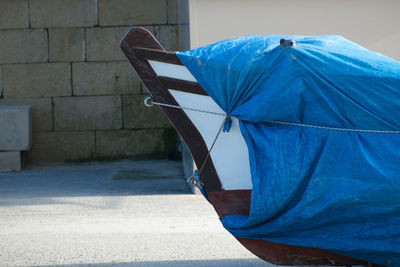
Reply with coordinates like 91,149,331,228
209,190,368,266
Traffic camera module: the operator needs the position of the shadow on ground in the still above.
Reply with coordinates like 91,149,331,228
0,160,272,267
0,160,191,204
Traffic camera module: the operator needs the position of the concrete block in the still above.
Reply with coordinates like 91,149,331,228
96,129,164,158
0,65,2,97
30,0,97,28
155,25,179,51
167,0,179,24
181,137,195,178
54,96,122,131
86,26,130,61
3,63,71,98
28,131,95,162
0,98,52,131
0,29,48,64
49,28,85,62
0,0,29,30
0,151,21,172
168,0,189,25
123,95,171,129
0,106,31,151
164,127,179,159
73,62,141,96
86,26,154,61
167,0,188,25
178,24,190,51
99,0,167,26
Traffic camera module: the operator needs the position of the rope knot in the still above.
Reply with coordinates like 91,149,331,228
223,115,232,132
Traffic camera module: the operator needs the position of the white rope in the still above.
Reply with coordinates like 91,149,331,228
187,115,229,188
269,120,400,134
151,100,226,116
146,97,400,134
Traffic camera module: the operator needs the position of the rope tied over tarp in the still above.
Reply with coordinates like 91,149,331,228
223,116,232,132
145,96,400,134
144,96,400,204
144,96,234,132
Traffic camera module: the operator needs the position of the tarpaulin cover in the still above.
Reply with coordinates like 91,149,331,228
176,35,400,266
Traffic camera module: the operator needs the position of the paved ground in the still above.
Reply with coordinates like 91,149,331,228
0,160,270,267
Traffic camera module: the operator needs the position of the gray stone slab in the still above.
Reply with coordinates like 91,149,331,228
3,63,71,98
30,0,97,28
0,65,2,97
0,151,21,172
167,0,179,24
0,160,189,197
0,29,47,64
164,128,179,160
155,25,179,51
167,0,189,25
0,98,53,131
123,95,171,129
86,26,154,61
0,0,29,30
99,0,167,26
96,129,164,158
72,62,141,95
28,131,95,162
49,28,85,62
86,26,130,61
178,24,190,51
0,106,31,151
54,96,122,131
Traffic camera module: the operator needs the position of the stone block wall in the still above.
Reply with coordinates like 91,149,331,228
0,0,185,162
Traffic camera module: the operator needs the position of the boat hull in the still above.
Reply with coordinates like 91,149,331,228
120,27,371,266
208,190,367,266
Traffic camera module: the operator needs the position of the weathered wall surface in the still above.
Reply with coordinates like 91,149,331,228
0,0,184,162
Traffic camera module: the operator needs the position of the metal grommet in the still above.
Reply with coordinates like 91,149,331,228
187,176,199,188
144,96,153,107
280,38,295,48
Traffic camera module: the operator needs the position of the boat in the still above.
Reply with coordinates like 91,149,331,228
120,27,400,266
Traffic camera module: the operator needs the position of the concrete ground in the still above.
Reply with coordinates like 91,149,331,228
0,160,271,267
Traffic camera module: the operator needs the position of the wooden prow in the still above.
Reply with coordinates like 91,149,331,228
121,27,164,51
121,28,222,192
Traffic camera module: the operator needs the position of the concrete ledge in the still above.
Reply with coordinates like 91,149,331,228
0,151,21,172
181,138,201,194
0,106,31,151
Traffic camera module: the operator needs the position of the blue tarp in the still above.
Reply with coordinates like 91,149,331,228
176,35,400,266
